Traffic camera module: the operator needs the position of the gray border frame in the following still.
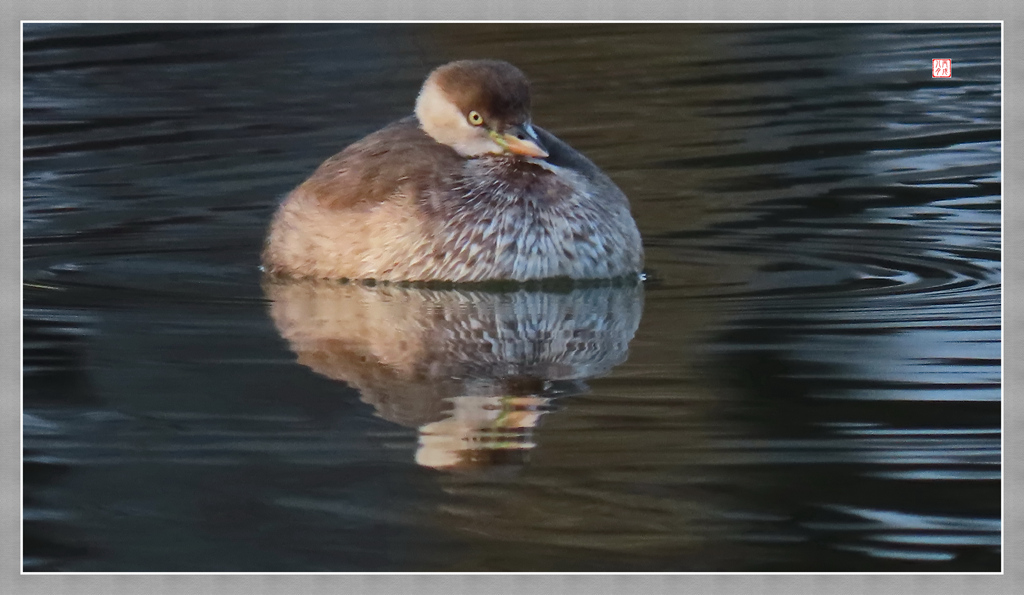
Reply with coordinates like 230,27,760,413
8,1,1020,593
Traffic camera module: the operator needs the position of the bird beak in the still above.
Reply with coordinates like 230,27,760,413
490,123,548,159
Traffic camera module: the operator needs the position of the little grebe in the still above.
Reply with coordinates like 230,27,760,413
262,60,643,282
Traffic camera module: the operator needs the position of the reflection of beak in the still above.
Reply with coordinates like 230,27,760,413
489,124,548,159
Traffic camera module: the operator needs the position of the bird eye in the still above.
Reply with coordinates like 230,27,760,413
467,111,484,126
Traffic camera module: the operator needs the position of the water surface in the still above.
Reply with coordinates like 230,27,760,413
23,23,1001,572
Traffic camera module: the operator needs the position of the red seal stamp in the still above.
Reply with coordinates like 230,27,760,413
932,59,952,78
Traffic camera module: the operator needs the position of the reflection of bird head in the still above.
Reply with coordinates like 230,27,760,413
415,394,550,471
415,60,548,159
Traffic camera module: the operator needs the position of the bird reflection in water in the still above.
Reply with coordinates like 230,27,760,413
263,279,643,470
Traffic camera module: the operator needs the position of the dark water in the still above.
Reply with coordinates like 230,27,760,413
23,23,1001,572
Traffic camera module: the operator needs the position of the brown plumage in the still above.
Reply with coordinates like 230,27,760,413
262,59,643,282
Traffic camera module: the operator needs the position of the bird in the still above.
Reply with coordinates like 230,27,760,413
262,59,643,283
